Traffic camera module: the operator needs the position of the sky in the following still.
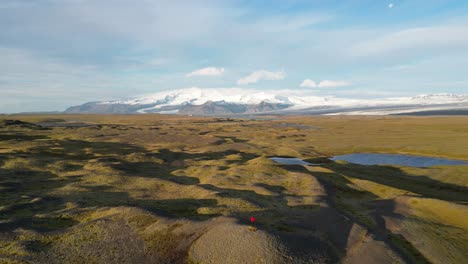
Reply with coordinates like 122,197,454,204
1,0,468,113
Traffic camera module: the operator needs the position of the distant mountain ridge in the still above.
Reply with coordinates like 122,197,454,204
64,88,468,115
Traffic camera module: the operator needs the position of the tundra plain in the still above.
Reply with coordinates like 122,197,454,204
0,115,467,264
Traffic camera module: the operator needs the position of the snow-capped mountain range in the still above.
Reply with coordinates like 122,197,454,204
65,88,468,115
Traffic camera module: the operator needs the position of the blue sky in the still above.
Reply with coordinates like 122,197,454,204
1,0,468,113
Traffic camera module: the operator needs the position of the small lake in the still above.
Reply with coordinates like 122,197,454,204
36,122,95,128
331,153,468,168
270,157,316,166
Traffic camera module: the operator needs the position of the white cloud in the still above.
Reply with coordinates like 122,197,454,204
388,3,394,9
237,70,285,85
319,80,351,87
300,79,318,88
300,79,351,88
186,67,225,77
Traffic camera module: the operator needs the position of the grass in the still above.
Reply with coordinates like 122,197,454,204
1,114,467,263
406,197,468,229
387,233,431,264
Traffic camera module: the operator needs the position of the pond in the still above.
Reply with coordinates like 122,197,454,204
35,122,95,128
330,153,468,168
269,157,316,166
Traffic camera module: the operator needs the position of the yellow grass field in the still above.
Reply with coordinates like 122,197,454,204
0,114,467,263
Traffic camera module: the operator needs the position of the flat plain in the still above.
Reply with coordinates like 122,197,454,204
0,114,467,264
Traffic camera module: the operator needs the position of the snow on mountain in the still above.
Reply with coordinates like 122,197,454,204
103,88,295,106
101,87,358,110
406,93,468,104
66,88,468,115
105,89,467,108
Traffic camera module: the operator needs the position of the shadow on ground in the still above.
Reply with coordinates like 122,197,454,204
1,124,455,263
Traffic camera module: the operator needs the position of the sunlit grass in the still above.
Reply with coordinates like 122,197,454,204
1,114,467,263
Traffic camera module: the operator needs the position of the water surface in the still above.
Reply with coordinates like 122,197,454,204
331,153,468,167
36,122,95,128
270,157,316,166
